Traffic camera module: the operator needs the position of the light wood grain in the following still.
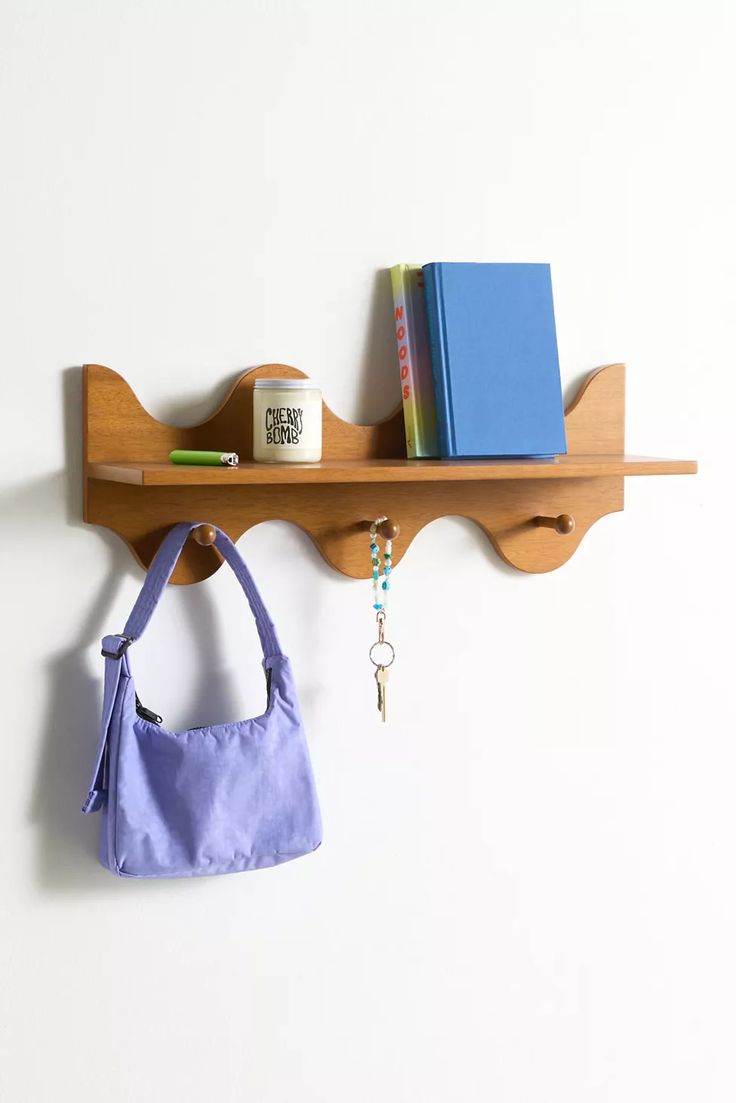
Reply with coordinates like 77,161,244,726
83,361,697,582
88,454,697,486
565,363,625,453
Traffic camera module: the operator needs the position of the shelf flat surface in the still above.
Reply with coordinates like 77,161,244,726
88,454,698,486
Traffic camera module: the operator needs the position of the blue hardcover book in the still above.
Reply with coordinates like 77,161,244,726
423,263,567,458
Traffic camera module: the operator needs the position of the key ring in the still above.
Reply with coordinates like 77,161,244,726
369,639,395,669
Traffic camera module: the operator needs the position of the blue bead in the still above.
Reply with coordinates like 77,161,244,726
373,603,383,610
381,580,390,591
372,570,379,580
384,565,392,575
370,542,378,552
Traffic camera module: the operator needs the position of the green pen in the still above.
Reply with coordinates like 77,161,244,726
169,450,239,467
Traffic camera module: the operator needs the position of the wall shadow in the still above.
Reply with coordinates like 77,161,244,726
353,267,401,424
31,554,127,891
170,582,250,729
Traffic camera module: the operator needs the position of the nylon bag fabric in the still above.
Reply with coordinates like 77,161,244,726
82,522,322,878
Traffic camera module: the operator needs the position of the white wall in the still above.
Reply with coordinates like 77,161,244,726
2,2,732,1100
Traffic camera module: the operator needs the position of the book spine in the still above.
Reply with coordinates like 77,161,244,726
389,265,419,458
422,264,453,457
408,267,440,457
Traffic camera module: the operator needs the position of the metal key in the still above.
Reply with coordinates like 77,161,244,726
375,665,389,722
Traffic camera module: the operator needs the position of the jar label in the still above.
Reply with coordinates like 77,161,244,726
264,405,305,445
254,394,322,459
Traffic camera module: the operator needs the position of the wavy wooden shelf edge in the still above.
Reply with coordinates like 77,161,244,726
82,361,692,583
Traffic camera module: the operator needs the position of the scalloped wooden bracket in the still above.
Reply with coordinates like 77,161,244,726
83,362,696,583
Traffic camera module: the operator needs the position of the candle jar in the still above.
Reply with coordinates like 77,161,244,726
253,378,322,463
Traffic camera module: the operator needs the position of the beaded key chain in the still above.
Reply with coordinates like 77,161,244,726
367,516,396,722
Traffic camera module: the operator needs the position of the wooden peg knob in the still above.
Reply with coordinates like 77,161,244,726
193,524,217,546
362,518,401,540
534,513,575,535
378,518,400,541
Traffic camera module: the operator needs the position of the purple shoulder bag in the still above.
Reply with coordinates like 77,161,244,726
82,522,322,878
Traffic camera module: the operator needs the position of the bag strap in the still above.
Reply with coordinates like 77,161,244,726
82,636,126,814
122,523,281,658
82,524,282,815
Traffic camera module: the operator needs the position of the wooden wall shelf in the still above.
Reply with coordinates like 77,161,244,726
83,362,697,584
89,454,694,486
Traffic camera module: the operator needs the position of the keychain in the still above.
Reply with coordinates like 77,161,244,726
367,517,396,722
370,611,394,722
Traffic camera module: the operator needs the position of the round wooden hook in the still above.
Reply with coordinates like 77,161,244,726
193,523,218,546
362,518,401,540
534,513,575,535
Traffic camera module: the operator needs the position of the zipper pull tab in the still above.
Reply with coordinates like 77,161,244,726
135,693,162,725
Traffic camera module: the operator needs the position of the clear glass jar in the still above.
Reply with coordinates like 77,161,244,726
253,378,322,463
